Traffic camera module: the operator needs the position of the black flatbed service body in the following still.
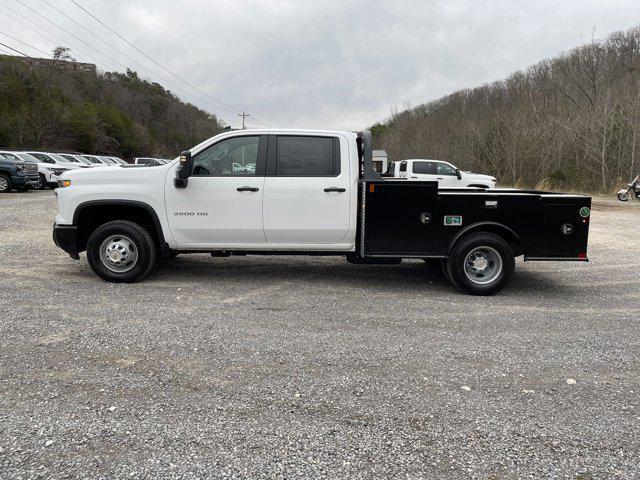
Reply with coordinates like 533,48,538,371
360,181,590,260
355,132,590,264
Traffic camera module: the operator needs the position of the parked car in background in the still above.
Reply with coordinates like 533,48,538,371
108,156,129,165
0,152,40,192
60,154,94,166
395,159,497,188
26,151,87,188
0,150,53,189
81,155,114,166
134,157,169,166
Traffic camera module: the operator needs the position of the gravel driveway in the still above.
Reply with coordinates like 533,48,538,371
0,191,639,479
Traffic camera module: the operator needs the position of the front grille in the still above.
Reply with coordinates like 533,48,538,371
24,164,38,175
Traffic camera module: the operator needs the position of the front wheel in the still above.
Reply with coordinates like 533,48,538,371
446,232,514,295
0,174,12,193
86,220,156,283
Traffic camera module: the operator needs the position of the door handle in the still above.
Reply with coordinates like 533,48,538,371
410,176,418,179
237,186,259,192
324,187,346,193
436,177,443,180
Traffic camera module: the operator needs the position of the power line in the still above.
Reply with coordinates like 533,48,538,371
0,31,49,57
5,0,233,125
69,0,241,114
0,5,98,66
38,0,232,118
68,0,269,127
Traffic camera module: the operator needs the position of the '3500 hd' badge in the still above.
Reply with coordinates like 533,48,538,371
444,215,462,226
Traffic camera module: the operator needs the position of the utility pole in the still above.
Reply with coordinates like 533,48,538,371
238,112,249,129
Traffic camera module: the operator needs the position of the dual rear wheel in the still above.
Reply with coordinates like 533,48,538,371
434,232,514,295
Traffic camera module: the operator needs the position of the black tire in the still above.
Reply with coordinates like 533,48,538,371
38,174,47,190
86,220,156,283
0,174,12,193
446,232,514,295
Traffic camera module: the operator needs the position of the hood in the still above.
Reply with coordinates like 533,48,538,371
463,171,496,181
60,162,172,186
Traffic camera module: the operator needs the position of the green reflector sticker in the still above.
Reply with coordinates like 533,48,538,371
444,215,463,226
579,207,590,218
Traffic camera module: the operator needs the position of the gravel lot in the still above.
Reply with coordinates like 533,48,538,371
1,190,639,479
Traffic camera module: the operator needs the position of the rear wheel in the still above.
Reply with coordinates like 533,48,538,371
0,174,11,193
86,220,156,283
446,232,514,295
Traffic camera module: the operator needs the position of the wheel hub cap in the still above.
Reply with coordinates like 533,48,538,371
99,235,138,273
463,246,503,285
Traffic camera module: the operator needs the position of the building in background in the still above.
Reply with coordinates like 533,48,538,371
372,149,388,173
0,54,96,75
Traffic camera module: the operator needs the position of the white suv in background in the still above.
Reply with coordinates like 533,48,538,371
60,154,94,166
395,159,497,188
24,151,88,188
134,157,170,166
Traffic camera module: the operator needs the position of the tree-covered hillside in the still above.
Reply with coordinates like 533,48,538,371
0,53,224,159
374,27,640,192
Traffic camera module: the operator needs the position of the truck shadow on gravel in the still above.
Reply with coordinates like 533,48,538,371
138,256,579,298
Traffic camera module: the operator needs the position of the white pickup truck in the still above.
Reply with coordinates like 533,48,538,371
390,159,497,188
53,129,591,295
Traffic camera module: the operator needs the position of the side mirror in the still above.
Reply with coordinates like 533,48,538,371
174,150,193,188
455,168,462,180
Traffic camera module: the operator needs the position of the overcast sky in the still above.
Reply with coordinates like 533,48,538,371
2,0,640,130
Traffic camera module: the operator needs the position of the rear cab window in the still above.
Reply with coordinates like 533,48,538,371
270,136,340,177
412,161,436,174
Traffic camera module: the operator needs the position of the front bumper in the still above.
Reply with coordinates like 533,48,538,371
12,175,40,188
53,223,80,259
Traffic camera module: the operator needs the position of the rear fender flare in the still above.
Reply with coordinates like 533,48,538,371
447,221,521,254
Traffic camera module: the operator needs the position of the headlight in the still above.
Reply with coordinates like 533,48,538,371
58,179,72,188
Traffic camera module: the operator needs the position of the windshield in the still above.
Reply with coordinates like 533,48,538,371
83,155,102,164
99,156,117,164
60,154,79,163
0,152,21,162
50,153,71,163
15,152,40,163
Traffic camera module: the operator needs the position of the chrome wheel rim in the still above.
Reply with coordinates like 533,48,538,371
464,246,503,285
0,177,8,191
99,234,138,273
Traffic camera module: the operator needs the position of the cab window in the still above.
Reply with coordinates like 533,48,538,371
412,161,435,174
275,136,338,176
436,163,457,176
31,153,54,164
193,136,259,176
399,161,406,173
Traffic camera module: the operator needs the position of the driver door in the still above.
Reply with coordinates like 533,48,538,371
435,162,460,188
165,134,267,247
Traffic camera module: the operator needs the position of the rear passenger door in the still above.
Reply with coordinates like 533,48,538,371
262,134,350,245
409,161,437,181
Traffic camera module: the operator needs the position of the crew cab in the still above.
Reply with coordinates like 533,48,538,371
53,130,591,295
0,152,39,192
393,159,497,188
